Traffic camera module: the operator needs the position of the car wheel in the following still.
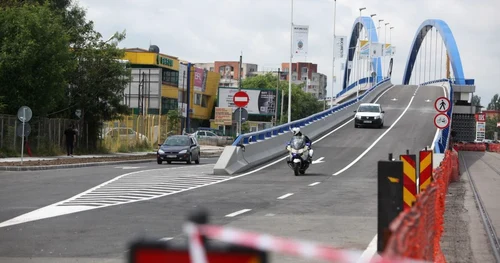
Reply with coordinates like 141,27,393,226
354,123,358,128
186,154,192,164
195,154,200,164
157,159,162,165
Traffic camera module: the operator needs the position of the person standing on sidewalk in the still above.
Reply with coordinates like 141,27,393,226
64,124,77,156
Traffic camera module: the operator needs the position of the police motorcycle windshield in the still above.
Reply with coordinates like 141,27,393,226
290,136,306,149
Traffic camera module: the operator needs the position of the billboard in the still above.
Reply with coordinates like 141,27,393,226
214,107,233,125
218,87,278,115
178,64,188,91
334,36,347,58
194,67,205,93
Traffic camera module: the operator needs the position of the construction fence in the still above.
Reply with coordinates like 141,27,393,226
382,149,460,262
0,114,182,156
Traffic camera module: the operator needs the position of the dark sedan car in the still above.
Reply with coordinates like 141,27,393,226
157,135,201,164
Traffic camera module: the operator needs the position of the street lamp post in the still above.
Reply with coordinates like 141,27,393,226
288,0,294,123
390,26,394,59
330,0,337,109
369,14,376,87
356,7,366,101
384,22,390,78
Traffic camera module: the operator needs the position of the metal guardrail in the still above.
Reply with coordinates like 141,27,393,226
421,78,475,86
232,78,392,146
335,77,374,98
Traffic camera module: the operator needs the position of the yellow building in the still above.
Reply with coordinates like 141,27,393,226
123,48,220,123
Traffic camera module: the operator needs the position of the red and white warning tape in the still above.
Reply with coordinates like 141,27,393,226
184,223,429,263
183,222,208,263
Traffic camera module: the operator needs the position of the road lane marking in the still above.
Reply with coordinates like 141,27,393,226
159,237,173,241
309,182,321,186
225,209,252,217
333,86,419,176
311,157,325,164
277,193,294,199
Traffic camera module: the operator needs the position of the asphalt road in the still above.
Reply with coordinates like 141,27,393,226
0,85,445,263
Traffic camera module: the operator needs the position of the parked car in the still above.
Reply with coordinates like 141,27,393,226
157,135,200,165
354,103,385,128
102,127,148,145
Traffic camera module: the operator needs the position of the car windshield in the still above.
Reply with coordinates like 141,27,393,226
163,136,190,146
290,136,306,149
358,105,380,112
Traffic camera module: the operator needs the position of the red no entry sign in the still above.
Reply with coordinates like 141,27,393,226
233,91,249,108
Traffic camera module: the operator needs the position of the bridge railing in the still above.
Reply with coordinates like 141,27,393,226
232,77,392,146
335,77,374,98
449,78,475,85
420,78,449,86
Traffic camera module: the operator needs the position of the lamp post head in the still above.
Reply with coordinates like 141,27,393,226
371,14,376,17
359,7,366,11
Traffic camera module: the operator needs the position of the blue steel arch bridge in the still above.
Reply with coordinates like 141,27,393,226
230,16,476,156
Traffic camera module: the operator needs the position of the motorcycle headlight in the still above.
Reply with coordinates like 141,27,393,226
178,150,187,154
158,149,165,154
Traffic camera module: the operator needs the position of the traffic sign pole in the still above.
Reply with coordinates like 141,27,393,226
21,108,25,165
233,91,250,136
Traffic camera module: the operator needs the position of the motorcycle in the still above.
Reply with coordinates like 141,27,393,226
286,136,313,176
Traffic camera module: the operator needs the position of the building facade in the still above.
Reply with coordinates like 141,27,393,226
196,61,258,88
122,48,220,124
280,62,327,99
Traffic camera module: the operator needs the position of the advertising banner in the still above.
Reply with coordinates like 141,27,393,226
359,40,369,59
178,63,188,91
334,36,347,58
292,25,309,56
384,44,392,56
218,88,277,115
371,43,384,58
214,107,233,125
194,67,204,93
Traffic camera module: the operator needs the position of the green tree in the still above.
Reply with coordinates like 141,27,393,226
167,110,181,134
487,94,500,110
471,95,481,106
485,116,499,140
242,73,324,122
0,96,5,113
68,29,131,148
0,3,74,116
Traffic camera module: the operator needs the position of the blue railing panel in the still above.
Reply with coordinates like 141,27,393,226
232,77,392,146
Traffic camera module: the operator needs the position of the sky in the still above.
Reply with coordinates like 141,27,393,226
78,0,499,105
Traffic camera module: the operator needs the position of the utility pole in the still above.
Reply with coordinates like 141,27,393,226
238,52,243,135
330,0,337,109
288,0,294,123
276,68,280,125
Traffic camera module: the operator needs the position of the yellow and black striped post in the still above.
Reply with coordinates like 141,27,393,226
400,154,417,211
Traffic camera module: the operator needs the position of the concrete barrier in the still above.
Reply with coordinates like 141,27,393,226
213,80,394,175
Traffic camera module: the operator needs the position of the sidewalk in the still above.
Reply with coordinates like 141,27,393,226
441,151,498,262
0,145,224,163
0,145,224,171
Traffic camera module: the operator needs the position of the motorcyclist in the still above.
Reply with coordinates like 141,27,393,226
290,127,313,162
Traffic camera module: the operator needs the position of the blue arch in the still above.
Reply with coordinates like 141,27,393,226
342,16,383,90
402,19,465,85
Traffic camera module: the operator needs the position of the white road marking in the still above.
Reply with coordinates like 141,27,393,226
277,193,294,199
356,235,378,263
333,86,419,176
308,182,321,186
114,166,142,170
225,209,252,217
159,237,173,241
0,85,397,228
311,157,325,164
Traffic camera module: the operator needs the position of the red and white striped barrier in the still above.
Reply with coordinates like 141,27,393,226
183,222,208,263
183,223,429,263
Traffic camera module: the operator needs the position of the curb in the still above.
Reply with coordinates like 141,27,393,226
0,158,157,171
0,153,222,171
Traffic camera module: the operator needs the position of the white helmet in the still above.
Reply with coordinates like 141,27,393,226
292,127,300,135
